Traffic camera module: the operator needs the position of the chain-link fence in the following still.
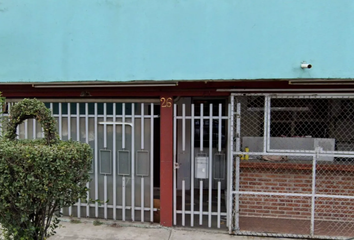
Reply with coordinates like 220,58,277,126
230,94,354,239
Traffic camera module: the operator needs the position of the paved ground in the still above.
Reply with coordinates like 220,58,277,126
49,218,293,240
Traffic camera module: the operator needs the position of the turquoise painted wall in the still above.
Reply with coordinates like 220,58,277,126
0,0,353,83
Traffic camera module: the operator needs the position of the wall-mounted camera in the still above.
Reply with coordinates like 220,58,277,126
301,63,312,69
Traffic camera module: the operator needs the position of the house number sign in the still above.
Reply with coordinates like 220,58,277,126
160,97,172,108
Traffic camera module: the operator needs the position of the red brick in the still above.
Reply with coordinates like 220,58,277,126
270,211,285,214
242,178,257,181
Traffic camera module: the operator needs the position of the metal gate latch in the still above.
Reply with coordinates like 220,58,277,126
174,163,181,169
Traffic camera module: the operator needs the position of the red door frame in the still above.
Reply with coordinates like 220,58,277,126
159,96,174,226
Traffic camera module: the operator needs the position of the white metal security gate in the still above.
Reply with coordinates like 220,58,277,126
4,99,159,223
229,94,354,239
173,98,231,229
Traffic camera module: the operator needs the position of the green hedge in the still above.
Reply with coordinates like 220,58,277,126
0,99,92,240
5,99,58,145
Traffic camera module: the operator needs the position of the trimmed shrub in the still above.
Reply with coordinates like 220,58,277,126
0,99,92,240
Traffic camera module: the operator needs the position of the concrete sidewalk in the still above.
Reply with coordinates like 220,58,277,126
50,218,292,240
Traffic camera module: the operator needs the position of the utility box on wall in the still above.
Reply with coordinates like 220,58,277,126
195,156,209,179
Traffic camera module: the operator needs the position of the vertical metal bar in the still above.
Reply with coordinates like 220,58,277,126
68,103,71,140
121,104,126,221
59,103,62,140
104,175,107,219
173,104,177,225
141,177,144,222
208,103,213,228
7,103,10,133
8,105,14,138
263,96,268,153
103,103,107,219
235,102,241,231
217,181,221,228
94,103,99,218
190,104,195,227
46,102,52,138
141,103,144,150
113,103,117,220
200,103,204,152
199,180,203,225
76,103,81,218
122,176,126,221
103,103,108,219
122,103,126,149
6,103,10,128
150,103,154,222
236,103,242,149
16,123,19,139
33,109,37,139
182,180,185,226
182,104,186,151
14,103,19,139
131,103,135,221
49,103,53,115
310,149,318,236
266,96,271,152
103,103,107,148
218,103,222,152
227,100,234,232
86,183,89,218
7,103,11,114
226,103,231,228
76,103,80,142
85,103,90,217
24,120,28,139
68,103,72,217
58,103,63,214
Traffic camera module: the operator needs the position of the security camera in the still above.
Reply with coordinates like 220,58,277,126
301,63,312,69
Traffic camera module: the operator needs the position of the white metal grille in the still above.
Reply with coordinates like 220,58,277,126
4,100,159,223
229,94,354,239
173,99,231,229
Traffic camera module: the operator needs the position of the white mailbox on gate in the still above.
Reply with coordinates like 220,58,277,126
195,156,209,179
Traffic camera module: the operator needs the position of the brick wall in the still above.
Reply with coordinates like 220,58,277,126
238,162,354,222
